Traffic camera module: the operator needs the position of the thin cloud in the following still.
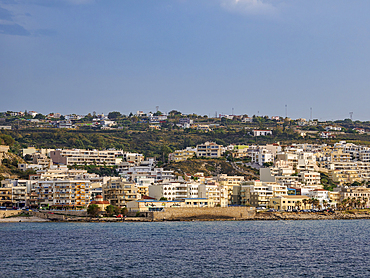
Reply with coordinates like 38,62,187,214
0,22,30,35
0,5,30,35
220,0,278,16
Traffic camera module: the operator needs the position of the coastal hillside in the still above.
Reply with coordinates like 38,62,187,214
164,159,259,180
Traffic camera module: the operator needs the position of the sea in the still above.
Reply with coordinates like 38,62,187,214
1,220,370,277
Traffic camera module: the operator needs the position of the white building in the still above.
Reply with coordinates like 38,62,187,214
253,130,272,136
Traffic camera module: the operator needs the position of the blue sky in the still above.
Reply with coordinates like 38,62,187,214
1,0,370,120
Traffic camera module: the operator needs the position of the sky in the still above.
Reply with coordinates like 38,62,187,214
1,0,370,121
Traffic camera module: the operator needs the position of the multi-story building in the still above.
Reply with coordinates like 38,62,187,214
196,142,223,158
218,174,245,205
269,195,312,210
50,149,123,166
169,147,196,162
103,178,140,207
232,181,287,208
298,171,321,186
337,186,370,208
35,179,91,207
0,187,13,207
123,152,144,165
149,182,197,201
198,182,228,207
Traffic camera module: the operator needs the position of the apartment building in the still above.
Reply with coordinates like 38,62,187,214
251,148,274,165
149,182,198,201
337,186,370,208
103,178,140,207
0,187,13,207
50,149,123,166
169,147,196,162
35,180,91,207
196,142,223,158
232,181,287,208
298,171,321,186
123,152,144,165
198,183,228,207
218,174,245,205
269,195,311,210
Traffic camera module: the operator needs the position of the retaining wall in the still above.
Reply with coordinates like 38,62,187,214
31,211,65,221
50,210,87,217
0,210,22,218
152,207,256,221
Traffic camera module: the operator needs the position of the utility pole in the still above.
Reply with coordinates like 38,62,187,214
310,107,312,121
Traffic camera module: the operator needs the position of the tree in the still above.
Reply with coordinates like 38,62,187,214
105,205,115,216
159,197,168,201
34,113,45,120
296,201,302,210
87,204,101,217
108,111,122,120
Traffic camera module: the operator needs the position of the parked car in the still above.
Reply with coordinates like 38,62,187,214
116,214,124,218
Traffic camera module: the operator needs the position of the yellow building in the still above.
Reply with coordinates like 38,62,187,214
137,184,149,197
171,147,196,162
269,195,311,210
219,174,245,205
231,145,250,159
330,169,362,185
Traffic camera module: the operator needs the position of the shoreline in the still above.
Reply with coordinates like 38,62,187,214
2,211,370,223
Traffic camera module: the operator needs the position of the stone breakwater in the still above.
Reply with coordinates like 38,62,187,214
253,211,370,221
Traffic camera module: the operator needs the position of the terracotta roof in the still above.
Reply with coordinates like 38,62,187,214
91,200,110,205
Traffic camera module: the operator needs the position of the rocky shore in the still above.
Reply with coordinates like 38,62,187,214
3,210,370,223
253,211,370,221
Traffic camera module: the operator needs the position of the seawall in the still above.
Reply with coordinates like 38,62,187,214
0,210,22,218
152,207,256,221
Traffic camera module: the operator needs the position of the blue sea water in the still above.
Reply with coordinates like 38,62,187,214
1,220,370,277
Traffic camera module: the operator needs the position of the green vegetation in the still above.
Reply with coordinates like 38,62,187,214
87,204,101,217
164,159,258,179
105,205,120,217
320,172,338,191
1,158,36,179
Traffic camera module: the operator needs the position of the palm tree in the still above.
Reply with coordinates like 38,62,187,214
302,199,307,210
322,200,328,210
313,199,320,210
364,197,368,209
296,201,302,210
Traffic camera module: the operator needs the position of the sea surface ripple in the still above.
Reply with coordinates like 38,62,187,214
1,220,370,277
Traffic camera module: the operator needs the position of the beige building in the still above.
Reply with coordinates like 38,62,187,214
196,142,223,158
338,186,370,208
269,195,312,210
35,179,91,207
170,147,196,162
218,174,245,205
103,178,140,207
0,187,13,207
298,171,321,186
232,181,287,208
199,183,228,207
127,198,215,212
50,149,123,166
